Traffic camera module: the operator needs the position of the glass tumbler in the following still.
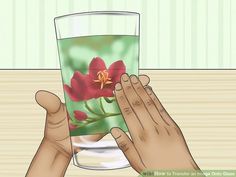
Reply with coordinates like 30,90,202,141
54,11,139,170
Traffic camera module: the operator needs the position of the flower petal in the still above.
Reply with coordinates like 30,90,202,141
74,110,88,121
89,57,107,78
65,58,126,101
64,84,81,101
72,71,87,83
64,71,90,101
69,120,77,131
92,87,114,98
108,60,126,84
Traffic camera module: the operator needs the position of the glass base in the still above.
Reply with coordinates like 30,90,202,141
72,134,130,170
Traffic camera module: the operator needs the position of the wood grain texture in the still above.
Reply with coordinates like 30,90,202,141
0,70,235,177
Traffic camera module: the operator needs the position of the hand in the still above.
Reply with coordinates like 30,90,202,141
26,75,150,177
25,90,71,177
111,74,200,173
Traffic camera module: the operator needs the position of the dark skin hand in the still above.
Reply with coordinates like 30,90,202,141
25,90,71,177
26,75,149,177
26,74,200,176
111,74,200,173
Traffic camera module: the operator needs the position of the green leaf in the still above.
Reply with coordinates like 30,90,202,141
70,114,128,136
104,97,115,103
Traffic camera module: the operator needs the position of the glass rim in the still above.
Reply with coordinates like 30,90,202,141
54,11,140,21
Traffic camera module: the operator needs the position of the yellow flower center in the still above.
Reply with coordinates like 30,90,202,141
93,70,113,89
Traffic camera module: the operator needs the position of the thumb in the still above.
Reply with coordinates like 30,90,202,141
111,127,145,173
35,90,67,125
35,90,62,114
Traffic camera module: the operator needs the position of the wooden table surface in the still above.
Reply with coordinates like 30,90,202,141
0,70,236,177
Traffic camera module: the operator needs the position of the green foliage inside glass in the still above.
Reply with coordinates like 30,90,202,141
57,35,139,136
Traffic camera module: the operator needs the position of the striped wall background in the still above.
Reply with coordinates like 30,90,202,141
0,0,236,69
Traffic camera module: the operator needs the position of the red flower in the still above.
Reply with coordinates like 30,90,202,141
64,57,126,101
68,121,77,131
74,110,88,121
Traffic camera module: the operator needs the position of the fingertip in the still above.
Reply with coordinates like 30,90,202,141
121,73,129,82
35,90,47,105
130,75,139,84
110,127,122,139
115,82,122,91
35,89,44,98
35,90,62,114
139,74,150,86
145,86,153,95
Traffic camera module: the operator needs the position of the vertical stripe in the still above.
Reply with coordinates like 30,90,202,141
55,0,58,15
191,0,197,67
25,0,28,67
124,0,128,33
12,0,16,68
208,0,219,68
147,0,157,68
183,0,185,67
205,0,208,67
44,0,58,69
55,0,59,68
69,0,74,13
107,1,113,12
231,0,236,67
218,0,223,67
2,0,236,69
88,0,92,10
88,0,92,34
27,0,40,68
15,0,27,68
222,0,231,68
176,0,184,68
39,0,45,67
107,0,113,33
196,0,206,68
157,0,160,67
184,0,191,67
0,0,14,68
141,0,147,68
159,0,171,68
229,0,232,66
170,0,176,67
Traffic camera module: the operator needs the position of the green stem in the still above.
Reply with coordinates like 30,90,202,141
84,101,103,116
106,112,121,117
68,112,80,125
71,97,121,127
70,120,83,126
77,112,122,128
99,97,106,114
87,112,121,121
104,97,116,103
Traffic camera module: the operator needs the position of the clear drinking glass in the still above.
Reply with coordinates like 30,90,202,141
54,11,139,170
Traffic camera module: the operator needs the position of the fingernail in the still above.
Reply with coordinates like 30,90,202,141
148,86,153,90
146,86,152,95
111,128,120,139
122,74,129,82
115,83,122,91
130,75,138,84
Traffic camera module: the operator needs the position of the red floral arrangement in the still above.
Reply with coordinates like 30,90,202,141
65,57,126,130
64,57,126,101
